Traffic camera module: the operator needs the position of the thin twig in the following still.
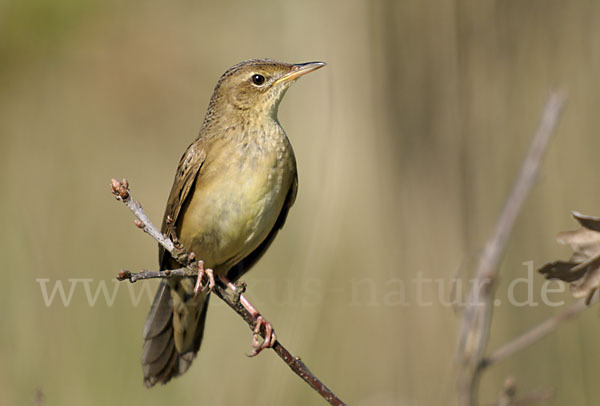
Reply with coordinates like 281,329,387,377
110,179,346,406
505,388,554,406
497,376,517,406
456,91,567,406
484,383,553,406
481,293,597,370
117,268,199,282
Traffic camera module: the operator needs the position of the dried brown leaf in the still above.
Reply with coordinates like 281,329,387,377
572,210,600,232
556,228,600,258
539,211,600,300
570,253,600,298
538,261,585,282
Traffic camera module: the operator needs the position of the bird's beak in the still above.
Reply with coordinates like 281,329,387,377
272,62,326,86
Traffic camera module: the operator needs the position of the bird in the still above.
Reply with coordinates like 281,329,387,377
141,59,326,387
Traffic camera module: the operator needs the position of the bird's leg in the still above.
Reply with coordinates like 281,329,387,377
219,276,277,356
193,260,215,296
250,316,275,356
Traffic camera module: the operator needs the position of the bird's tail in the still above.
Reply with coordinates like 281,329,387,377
141,279,210,387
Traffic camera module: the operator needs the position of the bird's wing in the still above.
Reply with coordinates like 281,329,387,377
143,141,208,387
159,142,207,268
226,172,298,281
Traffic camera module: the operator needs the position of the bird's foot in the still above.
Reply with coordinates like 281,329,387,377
249,315,276,357
193,260,215,296
218,275,277,356
242,295,276,356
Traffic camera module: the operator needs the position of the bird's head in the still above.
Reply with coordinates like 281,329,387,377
205,59,326,123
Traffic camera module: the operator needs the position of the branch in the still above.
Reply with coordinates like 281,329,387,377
482,376,554,406
502,389,554,406
117,268,199,283
481,293,598,370
110,179,346,406
456,91,567,406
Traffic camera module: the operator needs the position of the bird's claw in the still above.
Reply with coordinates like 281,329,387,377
193,261,215,296
248,316,276,357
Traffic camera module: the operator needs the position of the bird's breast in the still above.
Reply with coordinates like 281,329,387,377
178,125,295,272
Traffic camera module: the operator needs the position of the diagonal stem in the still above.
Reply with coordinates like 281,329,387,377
481,294,598,370
456,91,567,406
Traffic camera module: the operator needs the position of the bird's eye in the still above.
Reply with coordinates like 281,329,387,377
251,74,265,85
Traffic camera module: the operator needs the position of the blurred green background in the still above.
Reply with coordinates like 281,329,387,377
2,0,600,405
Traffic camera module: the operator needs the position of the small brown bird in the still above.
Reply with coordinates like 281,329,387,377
141,59,325,387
